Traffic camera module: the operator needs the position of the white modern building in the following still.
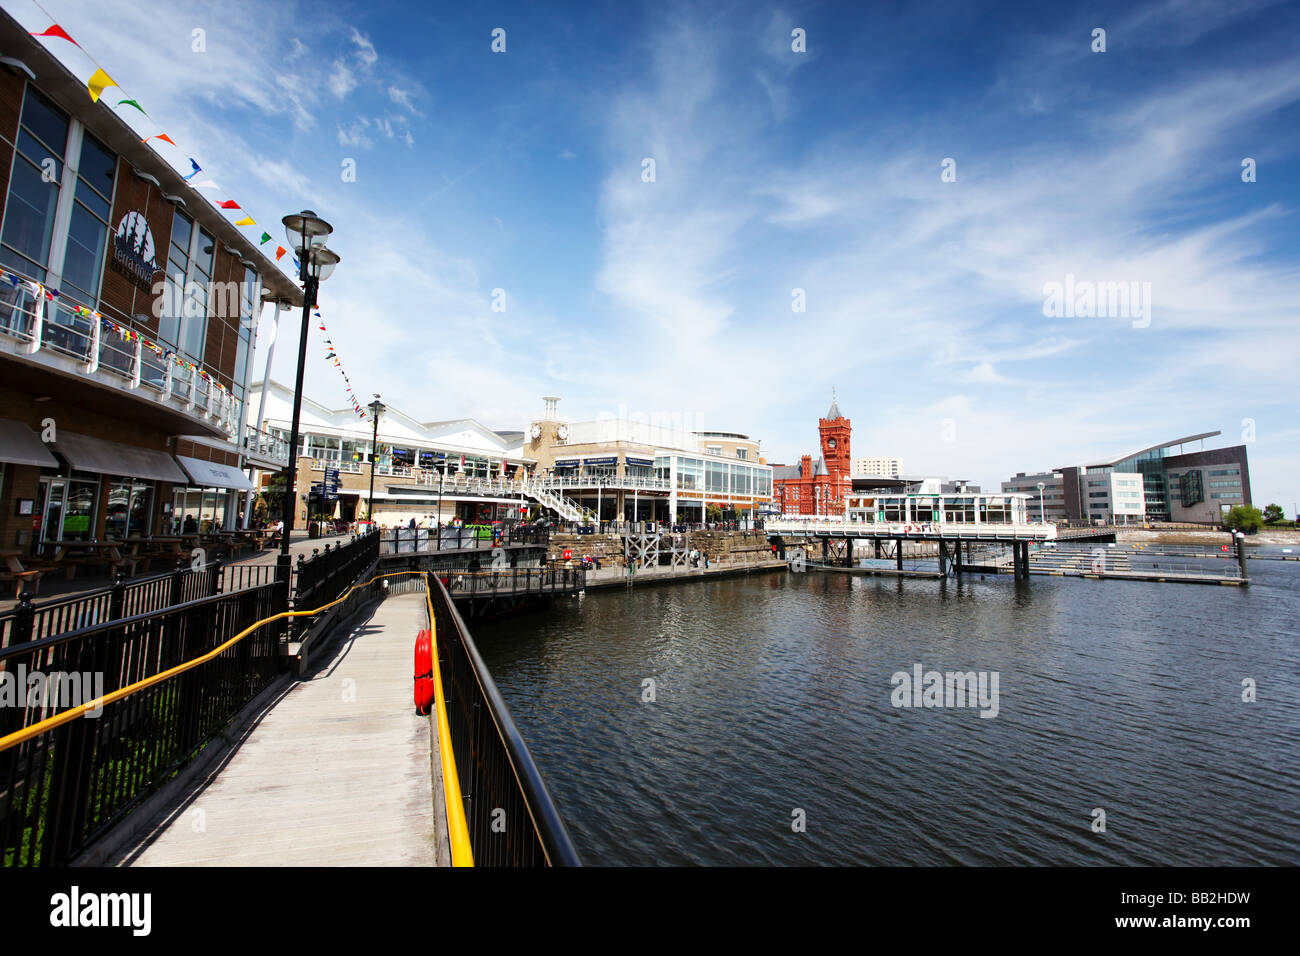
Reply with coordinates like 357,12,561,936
853,457,903,478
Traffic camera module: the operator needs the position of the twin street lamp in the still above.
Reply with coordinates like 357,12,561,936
277,210,341,586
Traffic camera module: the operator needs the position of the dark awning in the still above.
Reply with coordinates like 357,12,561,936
52,432,188,483
0,418,59,467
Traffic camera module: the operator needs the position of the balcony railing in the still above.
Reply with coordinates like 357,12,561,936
0,274,241,436
244,425,290,466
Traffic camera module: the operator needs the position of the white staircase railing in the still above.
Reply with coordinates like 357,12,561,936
520,477,593,522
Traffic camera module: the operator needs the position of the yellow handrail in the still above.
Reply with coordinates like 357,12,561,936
424,581,474,866
0,568,475,867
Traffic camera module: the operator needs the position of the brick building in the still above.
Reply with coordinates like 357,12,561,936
771,397,853,516
0,11,302,556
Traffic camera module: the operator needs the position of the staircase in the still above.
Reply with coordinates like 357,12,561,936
520,477,594,522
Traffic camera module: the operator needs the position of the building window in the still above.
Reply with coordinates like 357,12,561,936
706,445,722,456
0,86,70,281
736,448,747,460
180,227,214,361
233,264,257,398
158,208,192,348
59,131,115,305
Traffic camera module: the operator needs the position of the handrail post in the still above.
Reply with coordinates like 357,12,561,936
169,560,186,608
13,591,35,644
109,572,126,620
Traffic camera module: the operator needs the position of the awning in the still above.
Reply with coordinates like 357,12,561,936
583,456,617,465
53,432,188,483
625,456,654,466
554,459,579,466
0,419,59,467
175,455,254,491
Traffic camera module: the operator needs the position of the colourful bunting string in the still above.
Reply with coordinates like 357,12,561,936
28,12,302,280
275,246,286,261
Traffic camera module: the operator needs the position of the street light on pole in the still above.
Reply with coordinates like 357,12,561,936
277,210,339,593
1037,481,1046,524
367,395,385,524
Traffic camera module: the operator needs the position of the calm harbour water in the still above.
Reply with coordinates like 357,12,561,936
475,561,1300,866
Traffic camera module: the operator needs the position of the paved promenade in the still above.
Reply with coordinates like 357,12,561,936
112,592,448,867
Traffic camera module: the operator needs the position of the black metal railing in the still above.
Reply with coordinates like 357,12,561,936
378,526,550,555
0,561,284,649
294,530,380,610
0,580,285,867
425,572,580,867
434,566,586,599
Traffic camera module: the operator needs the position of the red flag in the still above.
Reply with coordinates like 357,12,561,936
142,133,176,146
31,24,79,46
275,246,286,260
218,200,241,210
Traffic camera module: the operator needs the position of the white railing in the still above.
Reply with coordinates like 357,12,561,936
540,475,675,493
768,517,1057,539
244,426,290,465
0,276,241,436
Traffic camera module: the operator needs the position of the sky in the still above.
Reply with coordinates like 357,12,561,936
7,0,1299,508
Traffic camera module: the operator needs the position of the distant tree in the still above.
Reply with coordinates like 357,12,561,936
1263,503,1284,524
1223,505,1264,533
706,504,723,522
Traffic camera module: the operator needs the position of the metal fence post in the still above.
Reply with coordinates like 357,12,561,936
109,572,125,620
13,591,35,644
170,560,186,607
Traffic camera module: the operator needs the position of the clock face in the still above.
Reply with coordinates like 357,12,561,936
529,423,542,439
557,424,569,440
827,438,837,449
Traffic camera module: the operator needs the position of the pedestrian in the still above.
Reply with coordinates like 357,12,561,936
704,553,710,569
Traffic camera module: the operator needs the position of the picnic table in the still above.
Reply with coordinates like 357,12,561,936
121,535,189,570
39,540,136,580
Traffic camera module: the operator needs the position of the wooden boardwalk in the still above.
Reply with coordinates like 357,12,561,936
110,593,448,866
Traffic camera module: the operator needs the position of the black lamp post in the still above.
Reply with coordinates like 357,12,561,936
277,210,340,594
367,395,385,524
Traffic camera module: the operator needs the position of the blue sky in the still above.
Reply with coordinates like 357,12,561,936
10,0,1300,508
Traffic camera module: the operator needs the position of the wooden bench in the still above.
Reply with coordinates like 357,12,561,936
1,551,48,599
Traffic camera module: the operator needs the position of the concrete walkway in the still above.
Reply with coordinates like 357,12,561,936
114,593,448,866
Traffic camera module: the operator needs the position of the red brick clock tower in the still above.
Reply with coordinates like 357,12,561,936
819,392,851,481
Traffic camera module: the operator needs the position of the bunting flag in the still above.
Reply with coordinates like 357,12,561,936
235,216,255,226
142,133,176,146
191,180,219,189
274,246,286,260
259,232,272,244
217,200,241,210
116,98,147,116
30,24,79,46
183,159,201,180
87,68,117,102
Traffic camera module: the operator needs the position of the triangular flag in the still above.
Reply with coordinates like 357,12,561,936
235,217,255,226
259,232,272,244
218,200,240,209
87,68,117,103
116,99,147,116
31,24,79,46
275,246,286,260
183,159,201,180
143,133,176,146
192,180,219,190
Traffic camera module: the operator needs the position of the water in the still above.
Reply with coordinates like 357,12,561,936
475,563,1300,865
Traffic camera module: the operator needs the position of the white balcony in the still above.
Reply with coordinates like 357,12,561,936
0,278,240,439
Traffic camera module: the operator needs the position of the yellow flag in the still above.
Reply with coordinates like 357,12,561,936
87,68,117,102
234,217,255,226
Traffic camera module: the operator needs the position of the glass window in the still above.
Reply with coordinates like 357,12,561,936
159,209,192,347
180,228,213,360
78,132,116,203
61,201,107,303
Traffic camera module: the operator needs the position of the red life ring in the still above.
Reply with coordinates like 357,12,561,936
414,629,435,715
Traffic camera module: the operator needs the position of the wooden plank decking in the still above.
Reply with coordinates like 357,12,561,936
111,593,448,866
